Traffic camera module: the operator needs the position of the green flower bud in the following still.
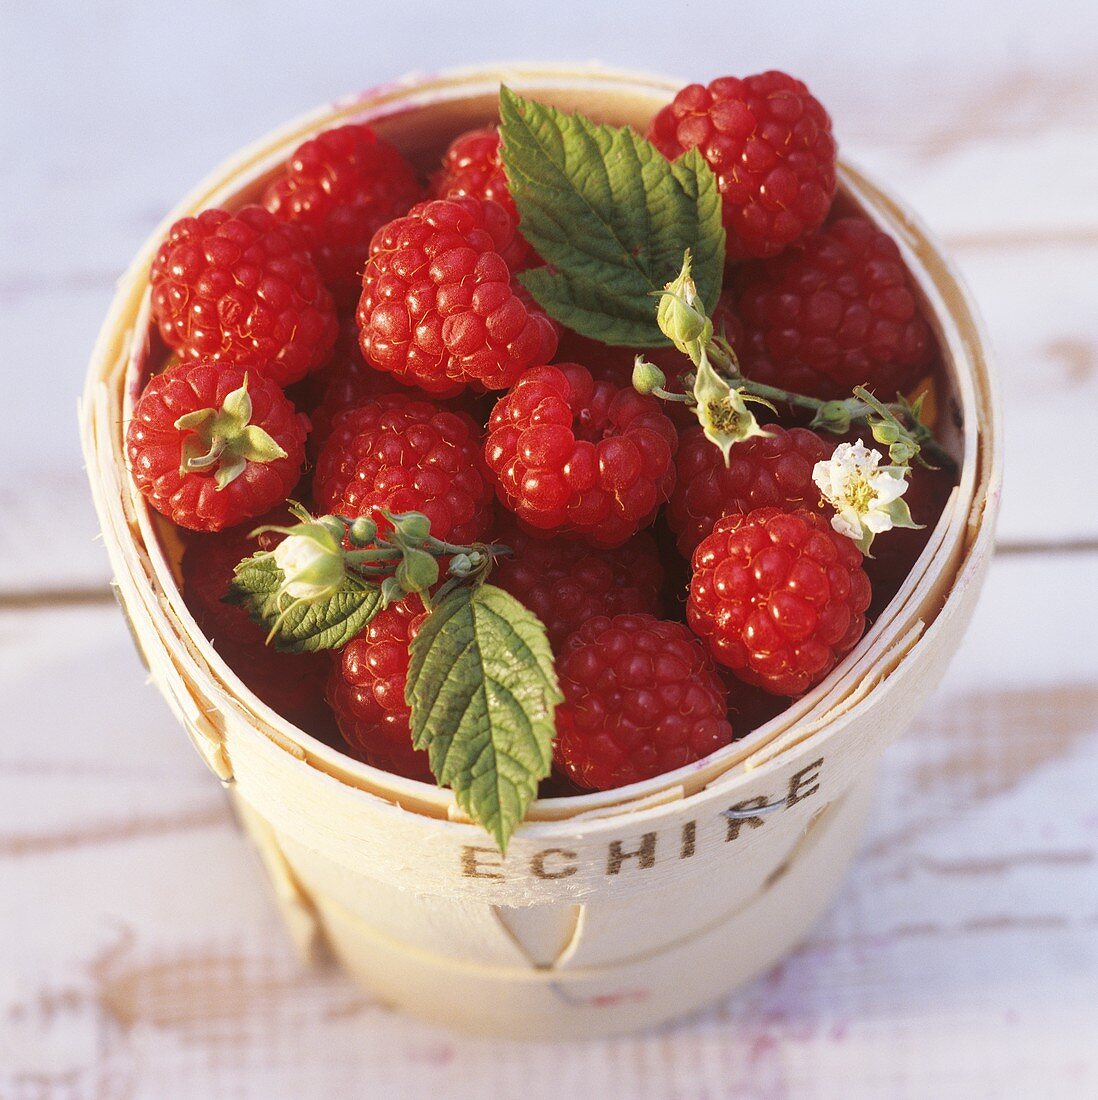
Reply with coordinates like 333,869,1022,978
656,251,712,358
631,356,667,396
318,515,348,542
811,401,853,435
348,516,378,547
390,511,432,544
396,547,439,594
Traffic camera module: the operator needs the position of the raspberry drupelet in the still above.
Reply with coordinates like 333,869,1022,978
484,363,678,548
735,216,933,401
326,597,433,782
648,71,836,260
554,613,734,791
263,123,423,307
149,205,338,387
357,197,557,394
126,362,307,532
313,392,493,545
688,507,871,697
491,522,664,651
668,425,832,557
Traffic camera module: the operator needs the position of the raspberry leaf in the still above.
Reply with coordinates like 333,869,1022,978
406,583,561,852
227,552,383,653
499,86,725,346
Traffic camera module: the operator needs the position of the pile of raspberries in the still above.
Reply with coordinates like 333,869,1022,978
127,71,950,793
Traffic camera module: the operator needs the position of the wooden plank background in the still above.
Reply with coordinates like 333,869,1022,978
3,1,1097,1096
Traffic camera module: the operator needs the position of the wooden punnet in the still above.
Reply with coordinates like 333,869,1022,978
80,65,1001,1039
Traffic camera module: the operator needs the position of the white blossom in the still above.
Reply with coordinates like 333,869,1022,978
812,440,916,554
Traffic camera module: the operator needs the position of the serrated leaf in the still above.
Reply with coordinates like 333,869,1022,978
406,584,561,852
226,553,383,653
499,86,725,346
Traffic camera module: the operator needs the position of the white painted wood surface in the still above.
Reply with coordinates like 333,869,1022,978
3,0,1097,1094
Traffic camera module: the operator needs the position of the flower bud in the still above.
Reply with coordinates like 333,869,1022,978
390,511,432,544
631,356,667,396
273,524,345,601
348,516,378,547
396,547,440,594
318,515,348,542
656,251,712,358
811,401,853,435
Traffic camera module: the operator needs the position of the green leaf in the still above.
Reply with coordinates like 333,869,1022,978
226,552,383,653
406,584,561,852
498,86,725,347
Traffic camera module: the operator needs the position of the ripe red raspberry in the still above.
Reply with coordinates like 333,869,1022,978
668,425,832,556
326,598,432,781
149,205,338,386
688,507,871,696
127,362,307,532
262,123,423,308
492,522,664,651
181,517,328,723
735,216,933,400
357,197,557,394
429,126,532,267
313,392,493,544
485,363,677,547
554,614,733,791
648,71,836,260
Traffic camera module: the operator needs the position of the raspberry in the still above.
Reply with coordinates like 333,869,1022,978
668,425,832,556
648,71,836,260
181,516,328,723
554,614,733,791
735,216,933,400
326,598,432,781
313,392,493,544
150,205,338,386
485,363,677,547
263,123,423,308
127,362,307,532
688,507,871,696
492,522,664,651
357,197,557,394
429,126,531,268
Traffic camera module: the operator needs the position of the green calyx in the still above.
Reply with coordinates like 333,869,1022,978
691,351,773,464
174,375,287,490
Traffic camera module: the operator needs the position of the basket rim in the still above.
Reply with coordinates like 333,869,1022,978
80,62,1002,829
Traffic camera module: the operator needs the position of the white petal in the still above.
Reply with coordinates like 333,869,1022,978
830,509,864,540
864,511,895,534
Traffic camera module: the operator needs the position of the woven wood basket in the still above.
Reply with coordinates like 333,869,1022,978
80,64,1001,1039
